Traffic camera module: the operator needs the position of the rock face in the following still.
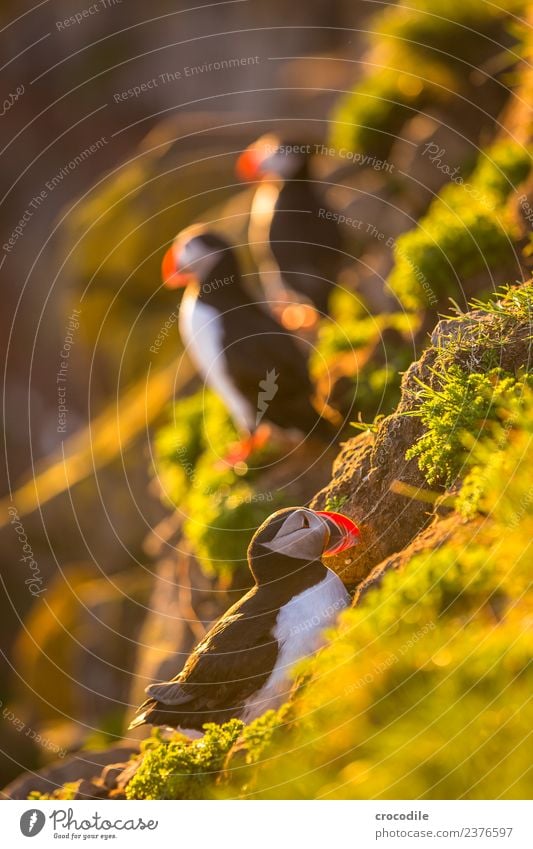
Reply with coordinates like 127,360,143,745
2,746,139,800
312,355,436,587
313,301,532,589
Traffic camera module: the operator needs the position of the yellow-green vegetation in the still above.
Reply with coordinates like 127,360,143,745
126,708,289,800
28,782,80,801
313,289,416,359
330,0,525,156
126,721,244,800
312,289,416,419
406,282,533,487
388,141,532,310
153,391,288,578
312,290,380,360
458,391,533,521
406,367,532,486
331,66,446,160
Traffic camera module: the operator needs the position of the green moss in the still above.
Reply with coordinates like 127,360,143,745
330,70,437,159
28,781,82,801
388,141,532,311
312,291,416,362
472,139,532,203
311,291,416,421
153,389,289,578
124,707,293,800
376,0,524,49
406,366,531,487
390,207,513,311
458,390,533,519
154,392,237,509
237,705,292,766
126,721,244,800
184,482,287,578
330,0,524,156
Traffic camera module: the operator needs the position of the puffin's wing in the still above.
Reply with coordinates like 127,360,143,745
129,595,279,729
224,310,311,397
222,315,332,435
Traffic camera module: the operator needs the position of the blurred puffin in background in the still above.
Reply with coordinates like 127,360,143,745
129,506,360,731
236,134,345,330
161,227,338,464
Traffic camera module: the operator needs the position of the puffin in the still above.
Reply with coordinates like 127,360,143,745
236,134,345,328
161,228,336,461
129,506,360,730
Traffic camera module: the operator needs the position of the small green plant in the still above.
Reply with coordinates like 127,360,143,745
325,495,348,512
126,720,244,800
406,366,531,487
470,280,533,322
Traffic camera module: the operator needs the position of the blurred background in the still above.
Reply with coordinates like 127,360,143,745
1,0,376,788
1,0,531,796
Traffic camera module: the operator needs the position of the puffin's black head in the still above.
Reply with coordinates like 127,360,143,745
247,506,360,583
236,134,310,182
161,228,240,296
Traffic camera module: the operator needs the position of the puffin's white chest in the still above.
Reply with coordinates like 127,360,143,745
242,570,350,721
179,291,255,431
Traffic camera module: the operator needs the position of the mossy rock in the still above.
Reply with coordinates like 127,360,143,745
388,141,532,311
311,281,533,585
330,0,525,157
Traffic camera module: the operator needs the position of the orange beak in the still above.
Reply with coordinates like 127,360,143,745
316,510,360,556
161,245,195,289
236,147,264,182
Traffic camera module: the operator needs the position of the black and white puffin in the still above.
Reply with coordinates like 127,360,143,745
129,506,359,730
161,228,336,461
236,134,345,328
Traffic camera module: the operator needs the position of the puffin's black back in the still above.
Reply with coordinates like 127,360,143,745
187,237,335,440
268,160,344,315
